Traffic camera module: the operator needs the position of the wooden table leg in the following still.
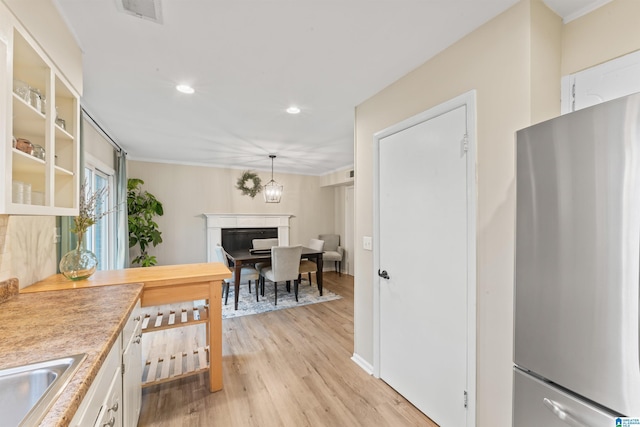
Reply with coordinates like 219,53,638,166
317,254,324,296
205,298,210,348
234,263,242,310
209,279,223,392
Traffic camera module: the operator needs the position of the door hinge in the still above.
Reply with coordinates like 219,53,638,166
461,134,469,155
122,363,126,375
571,82,576,112
464,390,468,409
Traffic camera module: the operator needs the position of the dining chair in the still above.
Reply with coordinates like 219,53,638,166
212,246,260,305
252,237,279,279
260,245,303,305
319,234,344,276
299,238,324,287
252,238,279,250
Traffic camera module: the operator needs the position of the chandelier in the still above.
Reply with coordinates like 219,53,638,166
264,154,283,203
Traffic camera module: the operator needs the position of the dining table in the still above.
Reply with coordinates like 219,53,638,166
225,246,324,310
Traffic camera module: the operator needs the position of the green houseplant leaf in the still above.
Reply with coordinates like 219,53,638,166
127,178,164,267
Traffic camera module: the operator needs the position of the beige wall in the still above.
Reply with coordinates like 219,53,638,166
332,185,350,272
319,167,354,187
127,160,336,266
531,0,562,123
562,0,640,75
354,1,561,425
320,166,354,273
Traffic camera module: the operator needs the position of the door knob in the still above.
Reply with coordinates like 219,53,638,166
378,269,390,279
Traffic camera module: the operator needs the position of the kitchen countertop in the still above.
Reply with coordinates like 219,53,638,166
0,281,143,427
24,263,230,394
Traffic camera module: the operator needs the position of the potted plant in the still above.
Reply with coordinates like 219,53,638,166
59,181,110,280
127,178,164,267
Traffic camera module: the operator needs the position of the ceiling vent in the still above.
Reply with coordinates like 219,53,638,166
116,0,163,24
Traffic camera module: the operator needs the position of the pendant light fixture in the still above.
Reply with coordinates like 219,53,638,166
264,154,283,203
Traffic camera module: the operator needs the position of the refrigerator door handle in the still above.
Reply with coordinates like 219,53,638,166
543,398,592,427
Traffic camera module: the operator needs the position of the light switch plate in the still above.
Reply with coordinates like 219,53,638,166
363,236,372,251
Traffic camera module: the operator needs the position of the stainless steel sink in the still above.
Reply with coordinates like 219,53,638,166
0,353,86,427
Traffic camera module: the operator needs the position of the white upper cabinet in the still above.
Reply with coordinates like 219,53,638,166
561,50,640,114
1,9,79,215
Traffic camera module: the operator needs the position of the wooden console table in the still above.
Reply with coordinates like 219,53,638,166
22,263,231,392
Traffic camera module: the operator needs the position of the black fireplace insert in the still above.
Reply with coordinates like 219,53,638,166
221,227,278,252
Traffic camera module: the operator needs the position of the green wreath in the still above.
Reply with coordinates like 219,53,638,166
236,171,263,198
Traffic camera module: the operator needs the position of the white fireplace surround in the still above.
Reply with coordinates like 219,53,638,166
203,213,293,262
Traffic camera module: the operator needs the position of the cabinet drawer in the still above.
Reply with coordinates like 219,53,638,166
122,300,142,348
514,368,618,426
93,365,122,427
70,339,121,426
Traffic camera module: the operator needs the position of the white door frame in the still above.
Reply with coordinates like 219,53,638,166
345,185,355,275
372,90,477,426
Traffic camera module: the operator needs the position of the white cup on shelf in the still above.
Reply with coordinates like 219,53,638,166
31,191,44,206
12,181,24,204
23,183,32,204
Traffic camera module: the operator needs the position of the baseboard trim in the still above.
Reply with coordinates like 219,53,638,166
351,353,373,375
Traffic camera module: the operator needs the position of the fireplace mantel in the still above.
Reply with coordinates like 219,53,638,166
203,213,293,262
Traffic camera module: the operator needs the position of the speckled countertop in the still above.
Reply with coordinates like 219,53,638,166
0,280,143,427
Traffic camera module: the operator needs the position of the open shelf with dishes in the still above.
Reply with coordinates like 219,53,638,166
2,24,79,215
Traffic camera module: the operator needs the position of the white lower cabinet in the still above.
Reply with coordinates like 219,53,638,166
70,338,121,427
93,365,122,427
122,301,142,426
71,300,142,427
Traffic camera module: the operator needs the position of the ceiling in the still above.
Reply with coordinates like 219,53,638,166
53,0,606,176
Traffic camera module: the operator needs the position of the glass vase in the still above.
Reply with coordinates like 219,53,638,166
60,234,98,281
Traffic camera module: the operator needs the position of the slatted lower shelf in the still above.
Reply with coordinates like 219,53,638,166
141,305,208,333
142,346,210,387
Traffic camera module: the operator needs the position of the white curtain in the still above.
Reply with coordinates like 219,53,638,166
114,149,129,269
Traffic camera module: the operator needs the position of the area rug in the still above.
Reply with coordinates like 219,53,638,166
222,281,341,319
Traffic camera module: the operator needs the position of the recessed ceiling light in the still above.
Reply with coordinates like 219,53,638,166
176,84,195,94
286,106,301,115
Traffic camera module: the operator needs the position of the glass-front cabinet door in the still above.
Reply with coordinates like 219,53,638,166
2,19,79,215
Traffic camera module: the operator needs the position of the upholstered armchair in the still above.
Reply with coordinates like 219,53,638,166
319,234,344,276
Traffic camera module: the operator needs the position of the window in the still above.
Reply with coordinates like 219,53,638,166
84,156,115,271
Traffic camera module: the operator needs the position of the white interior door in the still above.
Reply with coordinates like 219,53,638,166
378,104,470,426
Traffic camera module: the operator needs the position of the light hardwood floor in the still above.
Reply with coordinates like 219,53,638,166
138,272,438,426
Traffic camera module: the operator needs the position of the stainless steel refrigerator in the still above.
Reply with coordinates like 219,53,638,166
514,93,640,425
